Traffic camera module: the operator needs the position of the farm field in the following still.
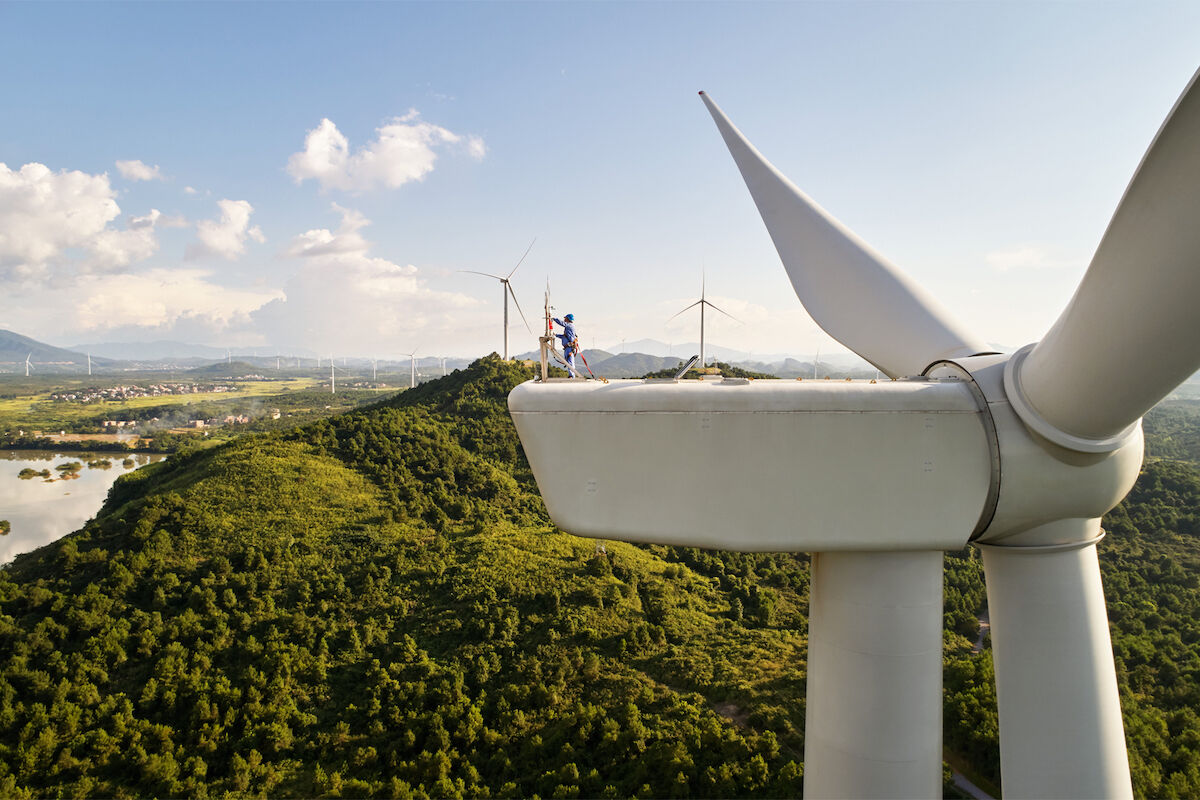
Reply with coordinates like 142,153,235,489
0,370,402,450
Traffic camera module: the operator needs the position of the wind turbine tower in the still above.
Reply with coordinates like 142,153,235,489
460,239,536,359
404,348,419,389
667,274,740,370
508,69,1200,799
87,353,92,376
24,353,32,377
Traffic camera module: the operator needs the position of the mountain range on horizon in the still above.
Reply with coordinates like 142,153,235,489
2,329,870,378
7,329,1200,385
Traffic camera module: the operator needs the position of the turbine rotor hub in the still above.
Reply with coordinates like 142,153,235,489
925,354,1144,548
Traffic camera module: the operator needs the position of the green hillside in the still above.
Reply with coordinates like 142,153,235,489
0,358,808,798
1,356,1199,798
1144,399,1200,467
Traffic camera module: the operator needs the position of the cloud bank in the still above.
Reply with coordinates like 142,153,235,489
187,199,265,261
252,205,478,353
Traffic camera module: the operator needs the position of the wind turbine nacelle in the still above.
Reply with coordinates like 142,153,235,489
509,377,993,551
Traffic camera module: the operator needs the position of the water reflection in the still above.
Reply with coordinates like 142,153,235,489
0,451,164,564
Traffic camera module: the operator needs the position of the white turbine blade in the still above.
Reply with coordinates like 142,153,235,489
507,283,533,335
702,299,741,324
1017,66,1200,444
507,237,537,279
459,270,504,280
666,299,703,323
699,91,987,377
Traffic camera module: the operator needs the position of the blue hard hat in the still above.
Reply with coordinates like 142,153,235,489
564,313,574,322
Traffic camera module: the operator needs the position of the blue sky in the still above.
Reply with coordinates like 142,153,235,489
2,2,1199,360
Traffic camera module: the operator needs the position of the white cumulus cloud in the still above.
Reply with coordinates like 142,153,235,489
88,210,164,270
115,159,164,182
0,162,163,280
253,205,477,352
187,199,265,261
287,111,485,192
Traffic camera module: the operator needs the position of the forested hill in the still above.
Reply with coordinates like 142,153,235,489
0,357,810,798
2,357,1200,798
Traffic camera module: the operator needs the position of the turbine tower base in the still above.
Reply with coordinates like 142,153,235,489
979,519,1132,799
804,551,944,799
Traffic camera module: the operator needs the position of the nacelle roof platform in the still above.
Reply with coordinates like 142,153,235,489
509,377,993,551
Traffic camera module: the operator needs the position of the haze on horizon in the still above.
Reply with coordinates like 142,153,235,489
2,2,1199,362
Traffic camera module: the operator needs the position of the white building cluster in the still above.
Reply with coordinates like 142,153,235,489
50,383,237,403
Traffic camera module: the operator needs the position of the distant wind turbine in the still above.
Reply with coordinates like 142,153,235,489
330,356,335,394
403,347,420,389
87,353,92,376
667,274,741,370
24,353,32,377
459,238,536,359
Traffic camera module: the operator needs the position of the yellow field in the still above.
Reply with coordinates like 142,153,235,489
0,377,401,433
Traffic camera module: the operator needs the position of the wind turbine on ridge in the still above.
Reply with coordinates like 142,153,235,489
403,347,420,389
459,238,536,359
666,274,741,370
509,66,1200,799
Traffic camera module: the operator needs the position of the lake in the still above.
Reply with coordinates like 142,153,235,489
0,450,165,564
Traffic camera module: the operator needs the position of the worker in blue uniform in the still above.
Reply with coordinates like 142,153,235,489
552,313,578,377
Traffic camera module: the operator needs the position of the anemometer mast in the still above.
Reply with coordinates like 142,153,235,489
510,67,1200,799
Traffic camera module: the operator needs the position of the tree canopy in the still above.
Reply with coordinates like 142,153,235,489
0,357,1197,798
